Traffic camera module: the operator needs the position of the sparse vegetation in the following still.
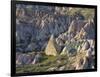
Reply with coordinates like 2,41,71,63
16,4,95,73
67,8,95,19
16,50,90,73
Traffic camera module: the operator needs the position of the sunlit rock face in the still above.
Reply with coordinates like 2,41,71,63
45,34,57,56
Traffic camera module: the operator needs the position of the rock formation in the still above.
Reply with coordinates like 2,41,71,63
15,4,96,71
60,46,68,55
45,34,57,56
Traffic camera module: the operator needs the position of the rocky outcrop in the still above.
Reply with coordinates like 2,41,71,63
16,52,41,66
16,4,72,52
68,20,86,38
45,34,57,56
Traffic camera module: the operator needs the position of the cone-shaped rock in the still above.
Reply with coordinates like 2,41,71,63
74,28,86,40
45,34,57,56
60,46,68,55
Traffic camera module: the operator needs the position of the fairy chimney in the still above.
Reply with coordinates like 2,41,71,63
45,34,57,56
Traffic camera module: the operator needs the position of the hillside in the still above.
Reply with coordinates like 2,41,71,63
16,4,95,73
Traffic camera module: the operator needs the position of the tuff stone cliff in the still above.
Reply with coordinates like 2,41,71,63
16,4,75,52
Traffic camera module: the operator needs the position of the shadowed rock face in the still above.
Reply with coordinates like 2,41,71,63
16,24,35,52
16,4,72,52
